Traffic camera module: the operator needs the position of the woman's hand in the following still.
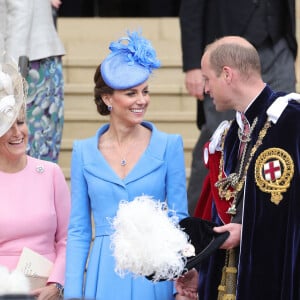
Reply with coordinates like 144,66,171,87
175,268,199,300
31,283,61,300
176,294,198,300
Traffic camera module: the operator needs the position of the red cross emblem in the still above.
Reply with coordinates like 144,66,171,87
263,160,281,181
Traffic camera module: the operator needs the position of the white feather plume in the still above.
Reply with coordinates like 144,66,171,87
0,68,14,95
110,195,194,281
0,265,30,294
0,95,16,117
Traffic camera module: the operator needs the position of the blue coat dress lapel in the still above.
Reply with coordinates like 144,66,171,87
81,122,168,187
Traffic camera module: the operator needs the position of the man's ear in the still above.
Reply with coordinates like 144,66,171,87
222,66,232,82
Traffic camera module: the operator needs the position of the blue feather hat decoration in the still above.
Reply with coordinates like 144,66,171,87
100,31,161,89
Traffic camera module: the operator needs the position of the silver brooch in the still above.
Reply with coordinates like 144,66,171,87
36,165,45,173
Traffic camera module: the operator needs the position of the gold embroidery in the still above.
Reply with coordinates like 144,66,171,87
255,148,294,204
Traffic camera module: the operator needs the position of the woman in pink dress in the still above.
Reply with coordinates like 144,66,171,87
0,62,70,299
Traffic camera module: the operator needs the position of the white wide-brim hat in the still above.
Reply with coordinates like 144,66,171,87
0,63,26,137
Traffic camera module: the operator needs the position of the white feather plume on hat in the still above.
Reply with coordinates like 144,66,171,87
0,265,30,294
110,195,194,282
0,70,13,95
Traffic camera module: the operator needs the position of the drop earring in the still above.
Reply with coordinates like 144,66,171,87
107,105,112,111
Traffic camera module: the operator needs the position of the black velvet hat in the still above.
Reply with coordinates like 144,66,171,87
179,217,229,270
146,217,229,281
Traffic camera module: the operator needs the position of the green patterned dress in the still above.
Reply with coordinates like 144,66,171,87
26,56,64,163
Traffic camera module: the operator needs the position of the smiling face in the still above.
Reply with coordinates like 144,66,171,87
0,109,28,163
105,81,150,126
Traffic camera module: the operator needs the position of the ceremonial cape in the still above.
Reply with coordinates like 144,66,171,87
196,86,300,300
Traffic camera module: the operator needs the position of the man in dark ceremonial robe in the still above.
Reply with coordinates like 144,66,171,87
175,36,300,300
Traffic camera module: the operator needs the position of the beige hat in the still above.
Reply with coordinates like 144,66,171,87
0,63,26,137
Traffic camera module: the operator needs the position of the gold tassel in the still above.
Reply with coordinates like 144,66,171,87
217,265,226,300
217,249,237,300
223,295,236,300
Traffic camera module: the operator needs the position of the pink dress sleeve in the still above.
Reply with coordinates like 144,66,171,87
47,163,71,285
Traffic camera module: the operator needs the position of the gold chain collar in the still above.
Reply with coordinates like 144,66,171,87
215,118,272,215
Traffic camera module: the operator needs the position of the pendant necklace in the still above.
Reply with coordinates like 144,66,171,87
99,135,132,167
118,140,135,167
120,158,127,166
119,147,128,167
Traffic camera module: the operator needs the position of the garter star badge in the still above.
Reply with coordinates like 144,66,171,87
255,148,294,205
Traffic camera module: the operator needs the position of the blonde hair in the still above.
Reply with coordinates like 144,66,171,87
205,37,261,79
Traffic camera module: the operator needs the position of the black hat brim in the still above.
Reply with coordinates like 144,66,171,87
179,217,229,270
146,217,229,281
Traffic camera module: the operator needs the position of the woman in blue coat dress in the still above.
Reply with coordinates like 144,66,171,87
64,31,189,300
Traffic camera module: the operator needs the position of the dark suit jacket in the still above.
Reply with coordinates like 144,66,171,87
179,0,297,72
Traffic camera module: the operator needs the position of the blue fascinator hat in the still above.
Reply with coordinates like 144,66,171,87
100,31,161,89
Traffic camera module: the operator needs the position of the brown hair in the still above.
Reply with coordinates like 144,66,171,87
93,65,114,115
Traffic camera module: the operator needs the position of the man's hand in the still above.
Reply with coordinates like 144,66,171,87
51,0,62,9
185,69,205,100
214,223,242,249
175,268,199,300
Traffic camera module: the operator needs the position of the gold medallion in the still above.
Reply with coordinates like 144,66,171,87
255,148,294,204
